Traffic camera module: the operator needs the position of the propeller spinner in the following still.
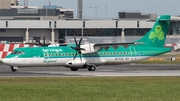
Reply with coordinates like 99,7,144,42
70,35,85,61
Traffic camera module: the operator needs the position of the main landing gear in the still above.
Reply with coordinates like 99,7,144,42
88,65,96,71
70,65,97,71
11,66,18,72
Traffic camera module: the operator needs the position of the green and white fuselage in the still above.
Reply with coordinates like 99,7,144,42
2,15,172,71
4,45,170,67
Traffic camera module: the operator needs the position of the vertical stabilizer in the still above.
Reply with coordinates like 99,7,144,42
136,15,171,47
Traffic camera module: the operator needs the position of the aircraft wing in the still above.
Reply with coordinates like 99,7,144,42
93,42,141,50
94,42,134,47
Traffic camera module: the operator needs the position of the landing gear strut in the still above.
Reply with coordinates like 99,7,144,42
11,66,18,72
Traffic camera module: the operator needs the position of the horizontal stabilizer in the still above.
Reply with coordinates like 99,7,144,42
147,16,180,22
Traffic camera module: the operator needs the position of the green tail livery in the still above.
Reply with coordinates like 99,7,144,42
3,15,172,72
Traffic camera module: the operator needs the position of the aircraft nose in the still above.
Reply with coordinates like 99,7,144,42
2,58,11,64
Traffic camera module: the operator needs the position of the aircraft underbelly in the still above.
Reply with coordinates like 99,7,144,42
104,56,149,65
8,56,150,67
104,57,131,65
11,58,70,67
85,58,106,65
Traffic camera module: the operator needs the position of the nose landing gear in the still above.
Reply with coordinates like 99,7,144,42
11,66,18,72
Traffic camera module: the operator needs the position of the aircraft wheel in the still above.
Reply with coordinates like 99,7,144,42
88,65,96,71
11,66,18,72
71,68,78,71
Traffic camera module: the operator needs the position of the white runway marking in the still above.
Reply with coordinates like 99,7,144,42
25,70,180,77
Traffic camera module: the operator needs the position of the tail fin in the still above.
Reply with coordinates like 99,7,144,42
136,15,171,47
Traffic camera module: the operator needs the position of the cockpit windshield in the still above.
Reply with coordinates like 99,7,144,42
11,50,25,55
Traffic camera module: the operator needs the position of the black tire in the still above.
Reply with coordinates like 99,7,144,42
71,68,78,71
11,66,17,72
12,69,17,72
88,66,96,71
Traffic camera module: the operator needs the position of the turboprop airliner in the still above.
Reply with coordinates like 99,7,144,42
2,15,172,72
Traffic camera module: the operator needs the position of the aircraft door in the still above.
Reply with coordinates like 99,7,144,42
129,47,136,61
43,51,49,60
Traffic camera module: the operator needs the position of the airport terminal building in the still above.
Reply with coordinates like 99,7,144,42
0,0,180,44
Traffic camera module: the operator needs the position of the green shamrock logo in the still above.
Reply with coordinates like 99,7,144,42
149,25,164,42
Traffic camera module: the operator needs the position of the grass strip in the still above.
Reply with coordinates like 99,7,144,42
0,77,180,101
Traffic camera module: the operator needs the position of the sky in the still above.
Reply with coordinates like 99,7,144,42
19,0,179,19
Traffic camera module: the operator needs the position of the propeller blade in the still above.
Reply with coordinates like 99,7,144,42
80,48,86,51
43,36,46,46
73,52,78,60
79,37,83,46
70,46,76,50
74,35,78,46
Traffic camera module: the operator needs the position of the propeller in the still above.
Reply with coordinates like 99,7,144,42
70,35,85,61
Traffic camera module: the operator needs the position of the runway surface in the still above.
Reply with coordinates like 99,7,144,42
0,64,180,77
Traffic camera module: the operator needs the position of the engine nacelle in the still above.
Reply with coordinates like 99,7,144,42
65,60,86,68
80,43,101,54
